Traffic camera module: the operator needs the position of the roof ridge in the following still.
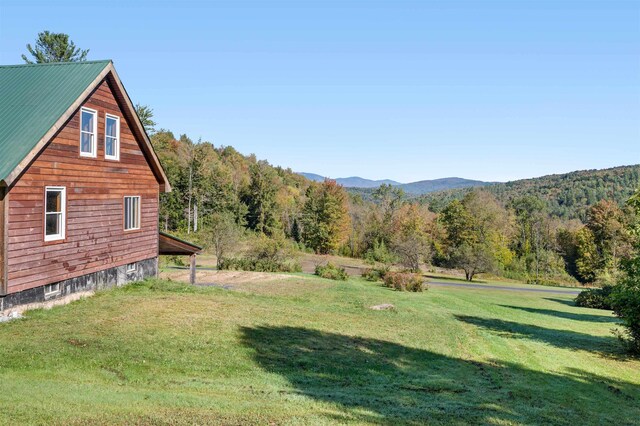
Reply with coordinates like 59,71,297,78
0,60,112,69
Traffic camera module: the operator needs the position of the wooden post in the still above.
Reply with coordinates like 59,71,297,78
190,254,196,285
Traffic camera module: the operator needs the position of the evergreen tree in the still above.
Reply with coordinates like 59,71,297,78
135,104,157,135
22,31,89,63
244,162,280,235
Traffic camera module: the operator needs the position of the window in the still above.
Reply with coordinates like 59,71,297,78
124,196,141,230
126,263,136,273
44,283,60,297
80,107,97,157
105,114,120,160
45,187,66,241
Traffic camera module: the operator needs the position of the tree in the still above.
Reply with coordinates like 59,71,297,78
22,31,89,64
585,200,631,278
393,234,431,272
440,191,511,281
135,104,157,135
575,227,599,283
610,189,640,353
391,204,433,272
450,242,496,281
440,199,474,247
371,184,405,244
244,162,280,235
301,180,351,254
207,212,240,269
510,196,549,282
557,226,580,279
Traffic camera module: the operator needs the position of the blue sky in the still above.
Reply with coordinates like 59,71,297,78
1,0,638,183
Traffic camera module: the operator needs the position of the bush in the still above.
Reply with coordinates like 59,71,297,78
220,233,302,273
219,257,301,273
383,272,425,292
315,263,348,281
611,283,640,354
608,190,640,354
364,240,396,265
610,254,640,354
361,266,390,282
575,285,614,310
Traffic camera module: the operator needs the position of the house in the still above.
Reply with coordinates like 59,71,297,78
0,60,199,311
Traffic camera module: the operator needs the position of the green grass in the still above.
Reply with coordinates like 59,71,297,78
0,276,638,425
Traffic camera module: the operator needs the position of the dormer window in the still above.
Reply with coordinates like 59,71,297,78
80,107,97,157
105,114,120,160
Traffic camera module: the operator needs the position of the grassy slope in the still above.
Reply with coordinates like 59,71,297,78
0,276,638,425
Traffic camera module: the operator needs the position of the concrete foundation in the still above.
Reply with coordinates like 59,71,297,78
0,257,158,312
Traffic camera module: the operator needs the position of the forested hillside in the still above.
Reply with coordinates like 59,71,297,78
419,165,640,220
151,131,639,287
151,131,310,236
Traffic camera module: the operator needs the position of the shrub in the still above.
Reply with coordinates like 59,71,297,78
383,272,425,292
611,282,640,354
219,257,301,273
315,263,348,281
220,233,302,273
361,266,390,282
608,189,640,354
364,240,396,265
610,253,640,354
575,285,614,310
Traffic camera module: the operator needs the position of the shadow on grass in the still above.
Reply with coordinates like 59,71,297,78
423,273,487,283
240,326,639,424
455,315,621,355
499,305,619,323
544,297,577,307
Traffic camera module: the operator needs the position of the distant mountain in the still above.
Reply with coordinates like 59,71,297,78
298,172,489,194
298,172,326,183
337,176,402,188
400,177,490,195
298,173,401,188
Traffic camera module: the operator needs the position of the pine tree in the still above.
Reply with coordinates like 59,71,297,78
22,31,89,64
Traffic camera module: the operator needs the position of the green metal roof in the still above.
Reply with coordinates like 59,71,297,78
0,60,112,182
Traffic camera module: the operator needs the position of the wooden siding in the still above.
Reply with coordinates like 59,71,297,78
0,188,7,295
5,79,159,294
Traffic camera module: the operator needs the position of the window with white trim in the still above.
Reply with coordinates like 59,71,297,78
45,187,66,241
105,114,120,160
44,283,61,297
124,196,141,230
126,263,136,273
80,107,97,157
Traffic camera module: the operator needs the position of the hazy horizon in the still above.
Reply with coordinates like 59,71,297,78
299,162,640,185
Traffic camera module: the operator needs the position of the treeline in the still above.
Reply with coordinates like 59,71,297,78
152,131,638,286
418,165,640,220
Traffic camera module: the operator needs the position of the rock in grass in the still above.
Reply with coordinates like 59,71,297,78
0,312,22,322
369,303,395,311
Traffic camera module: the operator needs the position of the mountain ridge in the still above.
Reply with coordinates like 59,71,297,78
298,172,491,194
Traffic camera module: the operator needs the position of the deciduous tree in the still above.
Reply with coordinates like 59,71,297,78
207,212,240,269
301,180,351,254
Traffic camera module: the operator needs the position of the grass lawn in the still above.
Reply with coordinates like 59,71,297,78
0,274,638,425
